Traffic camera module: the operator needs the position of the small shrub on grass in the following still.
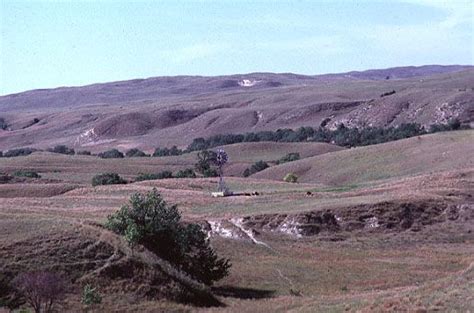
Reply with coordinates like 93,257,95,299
175,168,197,178
135,171,173,181
380,90,396,97
81,284,102,306
13,271,67,313
105,188,231,285
125,148,148,157
92,173,127,186
283,173,298,183
46,145,75,155
13,170,41,179
97,149,124,159
3,148,36,158
76,150,91,155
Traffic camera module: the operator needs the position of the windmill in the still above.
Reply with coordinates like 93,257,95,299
215,148,229,193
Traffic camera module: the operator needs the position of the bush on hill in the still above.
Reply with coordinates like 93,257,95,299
47,145,75,155
175,168,197,178
98,149,124,159
125,148,148,157
0,118,7,130
243,160,269,177
13,170,41,178
92,173,127,186
105,188,231,285
3,148,37,158
380,90,396,97
76,150,91,155
283,173,298,183
429,118,462,133
152,146,183,157
276,152,300,165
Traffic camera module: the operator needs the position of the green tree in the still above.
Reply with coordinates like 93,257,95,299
195,150,218,176
105,189,231,285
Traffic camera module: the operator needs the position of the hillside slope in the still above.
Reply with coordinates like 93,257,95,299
0,65,472,151
253,130,474,185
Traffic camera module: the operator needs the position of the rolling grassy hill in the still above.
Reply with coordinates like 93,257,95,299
253,130,474,185
0,141,342,186
0,65,472,151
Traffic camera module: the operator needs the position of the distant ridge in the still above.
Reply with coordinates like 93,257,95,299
0,65,472,151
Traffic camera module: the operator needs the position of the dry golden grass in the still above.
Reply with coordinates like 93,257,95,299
1,131,473,312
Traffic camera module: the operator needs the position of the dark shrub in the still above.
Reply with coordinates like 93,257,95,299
13,271,67,313
125,148,148,157
3,148,36,158
153,146,183,157
320,118,331,128
448,118,461,130
0,118,7,130
13,170,41,179
135,171,173,181
186,138,209,152
243,160,269,177
0,151,3,157
105,189,231,285
47,145,75,155
175,168,196,178
76,150,91,155
92,173,127,186
0,173,13,183
380,90,396,97
277,152,300,164
98,149,124,159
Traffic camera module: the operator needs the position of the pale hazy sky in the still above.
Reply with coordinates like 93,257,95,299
1,0,472,95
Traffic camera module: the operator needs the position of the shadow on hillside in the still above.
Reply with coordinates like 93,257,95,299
212,285,275,299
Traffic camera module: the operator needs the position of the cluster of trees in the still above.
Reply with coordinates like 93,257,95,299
0,119,467,159
47,145,75,155
194,150,219,177
97,149,124,159
185,119,467,150
0,147,37,158
152,146,183,157
125,148,148,157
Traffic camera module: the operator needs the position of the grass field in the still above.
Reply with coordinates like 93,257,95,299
254,130,474,185
0,131,473,312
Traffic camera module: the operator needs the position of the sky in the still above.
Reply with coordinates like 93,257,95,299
0,0,472,95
